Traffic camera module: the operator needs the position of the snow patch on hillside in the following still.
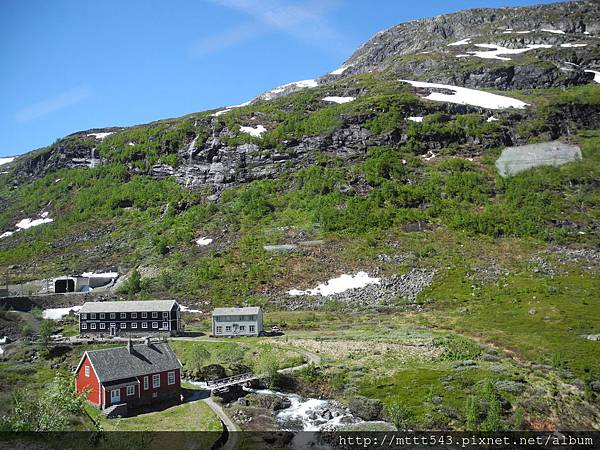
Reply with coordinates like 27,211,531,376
196,237,213,246
407,116,424,123
322,96,355,104
213,100,251,117
1,212,54,239
448,38,471,46
43,306,82,320
288,272,380,297
560,43,587,48
240,125,267,137
271,79,318,94
87,132,113,140
541,29,565,35
465,43,552,61
330,66,348,75
400,80,529,110
0,157,15,166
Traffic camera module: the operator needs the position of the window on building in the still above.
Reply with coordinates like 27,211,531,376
90,313,96,319
85,366,90,377
90,323,96,330
152,312,158,318
120,323,126,329
152,392,158,398
143,376,149,390
142,322,148,329
81,323,87,330
81,313,87,320
131,312,137,319
142,312,147,318
100,313,105,319
152,322,158,329
225,326,231,332
168,371,176,385
110,313,115,319
249,325,255,333
126,385,135,396
239,325,245,331
120,313,126,319
162,321,168,330
152,374,160,388
216,326,222,334
100,323,106,330
132,323,137,329
163,312,169,319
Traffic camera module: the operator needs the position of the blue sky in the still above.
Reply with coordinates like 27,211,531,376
1,0,560,157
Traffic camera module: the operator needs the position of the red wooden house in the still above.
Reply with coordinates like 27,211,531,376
75,339,182,412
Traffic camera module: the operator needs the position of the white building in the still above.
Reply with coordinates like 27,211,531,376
211,307,263,337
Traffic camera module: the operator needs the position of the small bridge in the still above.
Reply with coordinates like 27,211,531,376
206,372,257,391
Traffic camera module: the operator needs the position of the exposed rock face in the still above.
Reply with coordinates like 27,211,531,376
495,141,582,177
327,1,600,82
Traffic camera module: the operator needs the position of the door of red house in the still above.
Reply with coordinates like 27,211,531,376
110,389,120,404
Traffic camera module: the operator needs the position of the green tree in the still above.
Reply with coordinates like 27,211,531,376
253,349,279,388
0,373,87,431
465,395,479,431
385,401,414,430
216,345,245,367
120,269,141,295
188,346,211,373
38,319,55,355
480,380,504,432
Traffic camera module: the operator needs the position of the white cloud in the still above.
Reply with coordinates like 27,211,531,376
15,85,93,122
192,0,348,56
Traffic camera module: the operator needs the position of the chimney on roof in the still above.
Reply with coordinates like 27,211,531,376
127,337,133,354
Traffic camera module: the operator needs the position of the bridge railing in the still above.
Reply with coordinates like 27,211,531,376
206,372,255,388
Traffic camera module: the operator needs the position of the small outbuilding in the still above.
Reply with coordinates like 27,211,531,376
212,306,263,337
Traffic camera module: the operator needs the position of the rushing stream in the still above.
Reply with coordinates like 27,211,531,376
246,388,364,431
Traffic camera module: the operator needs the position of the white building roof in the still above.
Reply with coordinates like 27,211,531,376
212,306,262,316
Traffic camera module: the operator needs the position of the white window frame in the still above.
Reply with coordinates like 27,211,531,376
143,376,149,390
126,385,135,396
152,374,160,388
81,323,87,330
132,322,137,329
100,323,106,330
90,323,96,330
100,313,105,319
120,312,126,319
162,321,168,330
131,312,137,319
142,312,147,318
142,322,148,329
152,312,158,318
249,325,255,333
239,325,245,331
216,326,222,334
152,322,158,329
85,366,90,377
168,371,176,385
110,313,116,319
163,311,169,319
81,313,87,320
120,322,126,329
225,326,231,332
90,313,96,319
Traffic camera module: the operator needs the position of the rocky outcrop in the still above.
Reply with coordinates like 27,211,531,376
325,1,600,82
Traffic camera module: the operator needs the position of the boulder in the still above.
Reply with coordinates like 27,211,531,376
348,396,385,421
